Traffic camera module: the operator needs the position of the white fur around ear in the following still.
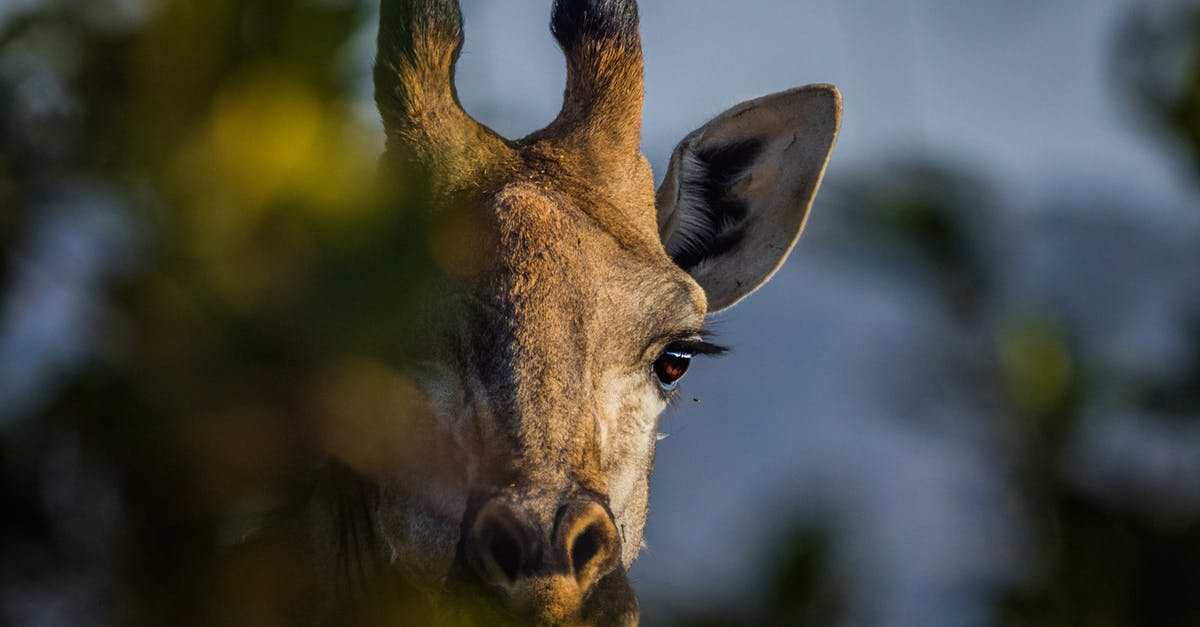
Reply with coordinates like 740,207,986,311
656,84,841,312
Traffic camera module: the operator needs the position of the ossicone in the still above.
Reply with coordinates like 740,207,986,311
374,0,509,197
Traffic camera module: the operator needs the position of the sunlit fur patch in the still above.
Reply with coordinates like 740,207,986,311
596,367,666,568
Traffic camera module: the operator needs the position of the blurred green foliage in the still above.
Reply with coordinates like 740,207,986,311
1002,7,1200,624
0,0,459,624
1116,1,1200,174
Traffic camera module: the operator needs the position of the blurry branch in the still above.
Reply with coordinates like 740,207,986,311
820,160,998,321
1114,1,1200,180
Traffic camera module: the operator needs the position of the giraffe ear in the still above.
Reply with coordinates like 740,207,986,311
656,84,841,312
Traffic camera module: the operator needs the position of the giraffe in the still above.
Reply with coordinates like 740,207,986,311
315,1,840,623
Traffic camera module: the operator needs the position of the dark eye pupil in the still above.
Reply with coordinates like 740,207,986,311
654,350,692,387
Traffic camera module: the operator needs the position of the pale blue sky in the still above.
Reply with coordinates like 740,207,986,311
446,0,1196,212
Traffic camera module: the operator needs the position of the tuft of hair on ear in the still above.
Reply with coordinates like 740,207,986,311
668,138,765,272
550,0,640,51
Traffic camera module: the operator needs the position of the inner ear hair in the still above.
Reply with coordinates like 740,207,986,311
667,137,766,271
655,85,841,313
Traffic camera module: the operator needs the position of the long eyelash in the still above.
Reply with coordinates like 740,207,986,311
663,328,730,356
668,339,729,356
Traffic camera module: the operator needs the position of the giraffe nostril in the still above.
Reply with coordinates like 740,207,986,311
570,523,602,577
487,524,523,583
470,502,535,589
558,501,620,592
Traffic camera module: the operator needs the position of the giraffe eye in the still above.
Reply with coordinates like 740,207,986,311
652,347,693,390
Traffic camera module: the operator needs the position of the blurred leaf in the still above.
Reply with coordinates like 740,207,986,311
1114,2,1200,178
824,160,997,318
997,313,1079,435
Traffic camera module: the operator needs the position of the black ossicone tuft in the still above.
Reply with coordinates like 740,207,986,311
551,0,640,50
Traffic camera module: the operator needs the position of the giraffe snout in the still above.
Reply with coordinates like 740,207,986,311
461,496,628,624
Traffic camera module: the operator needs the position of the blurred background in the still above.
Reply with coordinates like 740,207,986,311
2,0,1198,625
